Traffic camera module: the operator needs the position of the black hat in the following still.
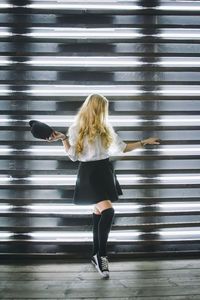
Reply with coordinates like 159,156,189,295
29,120,54,140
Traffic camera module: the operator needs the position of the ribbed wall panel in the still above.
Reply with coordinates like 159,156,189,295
0,0,200,257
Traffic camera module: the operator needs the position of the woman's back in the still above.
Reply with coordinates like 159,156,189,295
66,123,126,162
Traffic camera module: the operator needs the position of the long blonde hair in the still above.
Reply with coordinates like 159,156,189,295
72,94,114,156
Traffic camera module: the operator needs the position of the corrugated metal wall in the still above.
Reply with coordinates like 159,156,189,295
0,0,200,257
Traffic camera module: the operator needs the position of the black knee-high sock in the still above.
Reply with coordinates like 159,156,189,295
98,207,115,257
92,213,101,256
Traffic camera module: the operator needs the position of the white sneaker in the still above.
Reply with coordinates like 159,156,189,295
94,254,110,278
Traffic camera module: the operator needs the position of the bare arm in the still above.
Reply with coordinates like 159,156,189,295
61,137,71,152
123,137,161,153
123,140,145,152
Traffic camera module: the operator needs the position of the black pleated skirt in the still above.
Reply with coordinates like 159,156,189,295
73,157,123,205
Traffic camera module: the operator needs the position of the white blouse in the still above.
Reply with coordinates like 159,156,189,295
65,123,127,162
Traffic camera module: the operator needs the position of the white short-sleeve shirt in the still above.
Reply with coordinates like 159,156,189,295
66,123,127,162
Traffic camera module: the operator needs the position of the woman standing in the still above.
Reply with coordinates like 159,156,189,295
47,94,160,278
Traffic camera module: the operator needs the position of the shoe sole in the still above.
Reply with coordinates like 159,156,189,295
93,256,109,278
95,265,109,278
91,259,96,267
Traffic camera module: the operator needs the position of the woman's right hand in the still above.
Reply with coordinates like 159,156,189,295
46,131,66,142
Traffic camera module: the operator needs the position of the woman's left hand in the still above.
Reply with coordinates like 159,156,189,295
46,131,66,142
144,137,161,145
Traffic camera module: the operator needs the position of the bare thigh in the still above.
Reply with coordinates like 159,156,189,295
93,200,113,214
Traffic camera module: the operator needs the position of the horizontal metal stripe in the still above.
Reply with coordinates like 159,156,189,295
1,170,200,176
0,251,199,257
0,55,200,68
0,153,200,161
0,110,200,116
1,154,200,161
3,95,196,100
0,173,199,188
5,184,198,199
0,84,145,96
1,55,200,61
0,100,200,111
0,27,142,40
0,84,200,97
0,183,199,189
1,241,200,247
1,17,200,28
2,1,200,15
0,202,200,215
0,114,200,126
1,127,200,133
1,79,200,86
0,1,146,12
0,158,200,165
1,131,199,137
0,230,200,245
2,222,200,232
1,43,200,55
0,16,136,27
1,56,200,71
1,125,200,131
0,197,199,204
157,2,200,11
3,211,199,218
1,78,200,85
1,27,200,41
1,37,200,44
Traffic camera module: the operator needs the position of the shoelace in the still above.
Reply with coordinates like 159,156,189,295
100,256,109,271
